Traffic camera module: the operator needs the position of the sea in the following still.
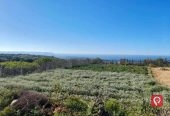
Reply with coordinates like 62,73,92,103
1,51,170,61
54,54,170,61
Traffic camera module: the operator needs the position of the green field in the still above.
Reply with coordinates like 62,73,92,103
0,68,170,115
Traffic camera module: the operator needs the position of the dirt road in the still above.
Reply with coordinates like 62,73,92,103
151,67,170,86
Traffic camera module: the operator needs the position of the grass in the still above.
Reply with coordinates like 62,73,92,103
0,68,170,115
72,64,148,75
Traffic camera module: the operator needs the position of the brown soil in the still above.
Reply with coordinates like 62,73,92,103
151,67,170,86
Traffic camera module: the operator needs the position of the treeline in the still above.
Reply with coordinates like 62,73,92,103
118,58,170,67
1,54,169,77
0,54,104,77
0,54,55,62
0,62,38,76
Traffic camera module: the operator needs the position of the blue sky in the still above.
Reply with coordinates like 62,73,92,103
0,0,170,55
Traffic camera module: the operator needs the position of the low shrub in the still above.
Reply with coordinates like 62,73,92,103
160,67,169,71
166,94,170,103
0,106,16,116
64,97,88,113
54,112,69,116
147,81,156,86
0,89,17,110
150,86,169,93
104,98,127,116
72,64,148,75
12,90,52,115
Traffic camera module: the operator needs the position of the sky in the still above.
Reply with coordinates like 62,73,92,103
0,0,170,55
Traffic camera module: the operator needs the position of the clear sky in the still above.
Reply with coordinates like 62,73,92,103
0,0,170,55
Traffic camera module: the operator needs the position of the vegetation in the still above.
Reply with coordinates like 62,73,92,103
64,97,88,115
144,58,169,67
118,58,170,67
0,69,170,115
0,61,38,76
1,54,170,115
0,54,169,77
0,54,105,77
104,98,126,116
0,54,55,62
0,54,64,77
72,64,148,74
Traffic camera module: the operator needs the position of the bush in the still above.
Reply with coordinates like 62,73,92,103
104,98,127,116
161,67,169,71
54,112,69,116
64,97,88,113
147,81,156,86
0,89,17,110
12,90,51,115
0,107,16,116
166,95,170,103
72,64,148,75
104,99,120,114
150,86,169,92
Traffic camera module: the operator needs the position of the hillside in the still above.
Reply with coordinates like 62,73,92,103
0,69,170,115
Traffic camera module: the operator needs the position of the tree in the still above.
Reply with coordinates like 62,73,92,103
92,58,103,64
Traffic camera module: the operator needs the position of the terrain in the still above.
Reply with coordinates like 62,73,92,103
0,54,170,116
1,68,170,115
151,67,170,86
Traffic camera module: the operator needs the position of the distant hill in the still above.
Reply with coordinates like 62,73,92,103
0,53,56,62
0,51,56,56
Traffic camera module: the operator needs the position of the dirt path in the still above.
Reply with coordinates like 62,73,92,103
151,67,170,86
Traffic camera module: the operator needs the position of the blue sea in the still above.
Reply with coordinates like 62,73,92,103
54,54,170,61
1,51,170,61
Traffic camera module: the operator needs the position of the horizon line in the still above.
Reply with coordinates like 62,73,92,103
0,51,170,56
